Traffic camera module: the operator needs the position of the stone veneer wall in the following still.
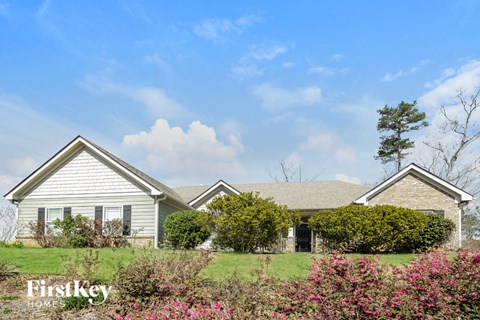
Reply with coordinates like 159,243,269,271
367,173,461,249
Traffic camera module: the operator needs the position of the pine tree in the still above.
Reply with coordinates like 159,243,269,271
375,100,428,172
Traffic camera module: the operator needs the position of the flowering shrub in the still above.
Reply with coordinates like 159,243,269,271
112,250,480,319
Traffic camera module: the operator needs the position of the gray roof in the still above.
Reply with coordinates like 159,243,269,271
85,137,188,206
174,180,371,210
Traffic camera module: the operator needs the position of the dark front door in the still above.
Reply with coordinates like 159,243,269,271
296,223,311,252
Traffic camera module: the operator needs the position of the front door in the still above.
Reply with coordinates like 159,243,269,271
296,223,311,252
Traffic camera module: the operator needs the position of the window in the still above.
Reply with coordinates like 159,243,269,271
46,207,63,233
418,209,445,218
103,206,123,236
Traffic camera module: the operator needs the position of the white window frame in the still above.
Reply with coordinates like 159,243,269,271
45,207,63,234
103,206,123,236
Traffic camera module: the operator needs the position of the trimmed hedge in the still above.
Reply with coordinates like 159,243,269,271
309,205,454,253
163,210,210,249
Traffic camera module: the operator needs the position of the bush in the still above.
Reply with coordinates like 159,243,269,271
309,205,430,253
206,192,300,253
0,240,24,248
411,212,455,252
28,215,129,248
114,251,213,304
163,210,210,249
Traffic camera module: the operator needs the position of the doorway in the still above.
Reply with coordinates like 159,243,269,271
295,223,311,252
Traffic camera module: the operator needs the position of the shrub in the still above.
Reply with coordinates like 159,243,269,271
410,212,455,252
0,259,15,280
29,215,129,248
114,250,213,304
0,240,24,248
309,205,430,253
163,210,210,249
206,192,300,253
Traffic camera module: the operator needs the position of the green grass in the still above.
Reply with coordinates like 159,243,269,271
0,248,417,282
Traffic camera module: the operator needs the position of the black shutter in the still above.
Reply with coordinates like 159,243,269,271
37,208,45,236
64,207,72,218
123,205,131,236
95,206,103,235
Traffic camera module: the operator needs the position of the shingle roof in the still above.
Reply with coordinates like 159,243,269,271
174,180,371,210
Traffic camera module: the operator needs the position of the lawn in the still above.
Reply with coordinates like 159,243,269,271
0,248,417,281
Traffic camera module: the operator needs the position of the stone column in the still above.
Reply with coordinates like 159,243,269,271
286,227,295,252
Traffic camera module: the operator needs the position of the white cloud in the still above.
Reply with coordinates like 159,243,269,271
419,60,480,108
122,119,245,181
330,54,343,62
382,59,430,82
144,53,169,70
300,133,334,150
231,64,263,77
81,74,186,119
193,14,262,41
309,66,349,76
232,43,291,78
0,1,10,17
252,83,322,112
282,62,295,69
335,173,361,184
334,148,357,163
246,44,289,61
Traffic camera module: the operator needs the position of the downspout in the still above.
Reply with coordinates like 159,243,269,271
154,194,167,249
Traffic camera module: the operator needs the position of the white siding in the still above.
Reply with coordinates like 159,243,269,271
25,148,146,197
17,194,155,237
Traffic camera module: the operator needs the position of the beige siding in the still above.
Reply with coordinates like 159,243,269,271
368,173,461,248
17,194,155,238
25,148,147,198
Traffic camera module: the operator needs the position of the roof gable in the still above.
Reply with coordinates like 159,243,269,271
188,180,240,208
354,163,474,205
4,136,188,206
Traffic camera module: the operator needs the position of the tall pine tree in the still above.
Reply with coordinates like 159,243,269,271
375,100,428,172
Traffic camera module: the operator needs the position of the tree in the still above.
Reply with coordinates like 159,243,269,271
422,89,480,195
206,192,300,253
268,158,322,182
375,101,428,172
0,205,16,242
163,210,210,249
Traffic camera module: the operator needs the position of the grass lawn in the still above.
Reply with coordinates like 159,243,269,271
0,248,417,282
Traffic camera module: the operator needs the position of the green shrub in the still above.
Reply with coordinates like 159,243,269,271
411,212,455,252
206,192,300,253
309,205,429,253
0,240,24,248
163,210,210,249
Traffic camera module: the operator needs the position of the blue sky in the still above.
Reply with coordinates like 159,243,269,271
1,1,480,196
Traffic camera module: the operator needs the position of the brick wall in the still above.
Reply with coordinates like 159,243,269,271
368,173,461,248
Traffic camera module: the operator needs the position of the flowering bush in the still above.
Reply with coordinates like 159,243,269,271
112,250,480,319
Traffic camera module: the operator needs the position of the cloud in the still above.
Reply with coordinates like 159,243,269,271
81,74,186,119
382,59,430,82
193,14,262,41
330,54,343,62
122,119,245,182
300,133,334,150
232,43,291,78
419,60,480,108
144,53,169,71
231,64,263,77
334,148,357,163
252,83,322,112
246,44,289,61
335,174,361,184
309,66,349,76
282,62,295,69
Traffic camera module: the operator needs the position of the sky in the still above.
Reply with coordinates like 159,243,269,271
1,0,480,200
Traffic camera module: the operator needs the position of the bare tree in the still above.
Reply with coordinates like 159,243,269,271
0,205,17,242
268,158,322,183
423,88,480,196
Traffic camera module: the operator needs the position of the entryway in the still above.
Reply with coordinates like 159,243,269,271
295,223,311,252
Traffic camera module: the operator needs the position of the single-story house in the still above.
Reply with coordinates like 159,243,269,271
4,136,474,251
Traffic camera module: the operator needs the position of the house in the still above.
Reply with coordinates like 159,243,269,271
3,136,192,247
174,164,473,251
4,136,473,251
